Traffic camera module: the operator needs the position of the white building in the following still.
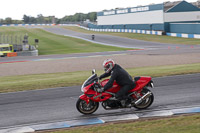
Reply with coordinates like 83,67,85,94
89,1,200,34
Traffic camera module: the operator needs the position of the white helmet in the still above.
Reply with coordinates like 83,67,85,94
103,59,115,73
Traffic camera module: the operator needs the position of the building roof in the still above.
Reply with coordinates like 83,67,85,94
98,0,200,16
164,0,200,12
164,1,182,11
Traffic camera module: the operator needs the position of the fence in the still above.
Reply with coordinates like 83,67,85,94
0,34,37,52
0,34,24,45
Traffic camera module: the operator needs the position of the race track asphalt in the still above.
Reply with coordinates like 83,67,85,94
0,27,200,76
0,73,200,129
43,27,197,49
0,27,200,129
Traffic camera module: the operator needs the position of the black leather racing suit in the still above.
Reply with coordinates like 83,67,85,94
99,64,135,100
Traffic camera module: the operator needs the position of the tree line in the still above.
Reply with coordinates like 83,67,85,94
0,12,97,25
59,12,96,23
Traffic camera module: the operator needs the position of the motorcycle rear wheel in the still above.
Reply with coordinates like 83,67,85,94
76,98,99,114
133,88,154,109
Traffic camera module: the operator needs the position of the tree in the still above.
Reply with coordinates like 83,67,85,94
23,15,30,23
29,17,37,23
60,12,97,23
88,12,97,22
5,17,12,24
0,19,3,24
37,14,44,23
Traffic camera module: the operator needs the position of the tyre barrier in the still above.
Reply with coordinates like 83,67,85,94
166,33,200,39
1,106,200,133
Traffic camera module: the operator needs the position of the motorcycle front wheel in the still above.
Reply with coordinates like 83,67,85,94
76,98,99,114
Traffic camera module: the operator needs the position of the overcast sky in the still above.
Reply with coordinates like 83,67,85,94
0,0,197,20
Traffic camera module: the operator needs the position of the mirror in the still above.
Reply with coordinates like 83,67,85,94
92,69,96,74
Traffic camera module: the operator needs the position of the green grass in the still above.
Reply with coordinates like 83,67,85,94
0,27,128,55
62,26,200,45
0,63,200,93
44,114,200,133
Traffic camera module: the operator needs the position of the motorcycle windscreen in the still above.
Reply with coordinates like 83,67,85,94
82,74,98,89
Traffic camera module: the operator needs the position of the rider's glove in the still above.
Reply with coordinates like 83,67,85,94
97,87,104,93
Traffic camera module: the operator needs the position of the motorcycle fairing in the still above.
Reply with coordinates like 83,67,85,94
80,76,152,104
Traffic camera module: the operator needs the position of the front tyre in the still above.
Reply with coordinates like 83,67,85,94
134,88,154,109
76,98,99,114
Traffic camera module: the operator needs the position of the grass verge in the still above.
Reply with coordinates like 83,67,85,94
0,27,128,55
0,63,200,93
62,26,200,45
41,113,200,133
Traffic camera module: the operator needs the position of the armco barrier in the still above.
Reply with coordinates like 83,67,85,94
17,50,38,56
1,106,200,133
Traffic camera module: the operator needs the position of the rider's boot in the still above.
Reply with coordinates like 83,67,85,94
120,99,126,107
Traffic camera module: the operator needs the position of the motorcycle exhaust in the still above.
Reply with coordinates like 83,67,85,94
134,91,152,105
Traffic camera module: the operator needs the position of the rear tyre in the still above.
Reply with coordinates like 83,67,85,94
134,88,154,109
76,98,99,115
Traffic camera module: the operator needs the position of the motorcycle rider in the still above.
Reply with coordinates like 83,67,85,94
91,35,95,40
99,59,135,107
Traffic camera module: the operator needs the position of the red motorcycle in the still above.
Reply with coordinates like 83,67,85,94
76,69,154,114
